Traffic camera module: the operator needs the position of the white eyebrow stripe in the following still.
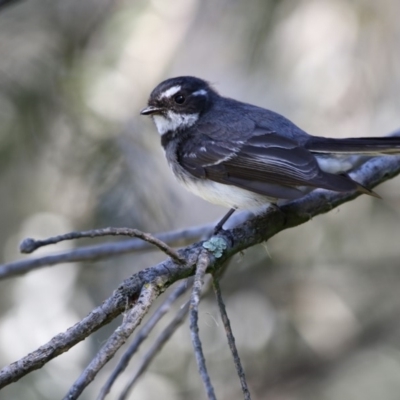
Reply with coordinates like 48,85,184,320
192,89,207,96
159,85,181,99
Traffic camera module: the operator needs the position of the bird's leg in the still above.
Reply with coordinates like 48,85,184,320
213,208,236,234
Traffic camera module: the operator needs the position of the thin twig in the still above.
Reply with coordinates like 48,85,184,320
18,210,251,256
119,300,191,400
0,276,142,389
98,279,192,400
119,276,213,399
20,227,185,264
0,254,197,389
64,283,160,400
0,235,185,281
212,277,252,400
0,151,398,282
190,250,216,400
19,210,250,255
1,152,399,389
20,224,215,254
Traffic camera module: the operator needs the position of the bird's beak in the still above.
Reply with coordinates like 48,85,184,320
140,105,162,115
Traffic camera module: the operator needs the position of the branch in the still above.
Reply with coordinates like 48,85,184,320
0,233,185,280
98,279,191,399
0,254,197,389
0,222,221,279
20,224,214,254
0,152,399,391
64,283,160,400
118,300,190,399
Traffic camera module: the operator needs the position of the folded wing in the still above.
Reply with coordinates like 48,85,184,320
179,131,375,200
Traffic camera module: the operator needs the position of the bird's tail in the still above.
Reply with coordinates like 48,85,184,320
306,136,400,155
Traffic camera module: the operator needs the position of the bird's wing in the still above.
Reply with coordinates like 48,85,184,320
179,131,363,200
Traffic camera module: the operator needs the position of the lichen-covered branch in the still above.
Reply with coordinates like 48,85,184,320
0,152,399,392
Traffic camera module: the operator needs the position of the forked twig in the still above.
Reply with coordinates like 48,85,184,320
117,275,215,399
20,227,185,264
1,229,189,280
98,279,191,399
64,283,160,400
118,301,191,400
20,224,215,254
0,151,399,395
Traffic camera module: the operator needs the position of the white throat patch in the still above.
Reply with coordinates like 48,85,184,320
153,111,199,135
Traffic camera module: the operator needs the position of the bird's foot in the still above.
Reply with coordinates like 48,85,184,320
213,208,236,235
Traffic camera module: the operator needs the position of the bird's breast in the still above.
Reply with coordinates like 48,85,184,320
163,141,275,209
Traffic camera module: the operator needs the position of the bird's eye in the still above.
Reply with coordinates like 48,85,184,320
174,94,185,104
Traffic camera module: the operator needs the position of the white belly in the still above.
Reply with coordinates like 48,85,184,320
178,176,275,210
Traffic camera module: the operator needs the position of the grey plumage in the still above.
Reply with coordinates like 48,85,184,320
141,76,400,209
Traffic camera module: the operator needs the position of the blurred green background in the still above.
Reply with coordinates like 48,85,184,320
1,0,400,399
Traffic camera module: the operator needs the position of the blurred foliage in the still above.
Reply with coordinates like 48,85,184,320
0,0,400,399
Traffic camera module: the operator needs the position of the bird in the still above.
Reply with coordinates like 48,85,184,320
141,76,400,230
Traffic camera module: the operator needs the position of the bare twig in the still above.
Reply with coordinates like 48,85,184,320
19,210,251,256
64,283,160,400
190,250,216,400
1,153,397,281
20,224,214,254
20,227,185,264
119,275,215,399
1,223,217,280
0,277,141,388
212,277,252,400
119,275,214,399
98,279,191,400
118,300,191,400
0,152,399,391
0,256,198,389
0,235,186,281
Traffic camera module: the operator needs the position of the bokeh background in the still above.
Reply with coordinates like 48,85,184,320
1,0,400,399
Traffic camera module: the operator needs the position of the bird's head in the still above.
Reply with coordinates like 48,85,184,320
140,76,215,135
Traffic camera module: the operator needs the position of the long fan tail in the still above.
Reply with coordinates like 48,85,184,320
306,136,400,155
